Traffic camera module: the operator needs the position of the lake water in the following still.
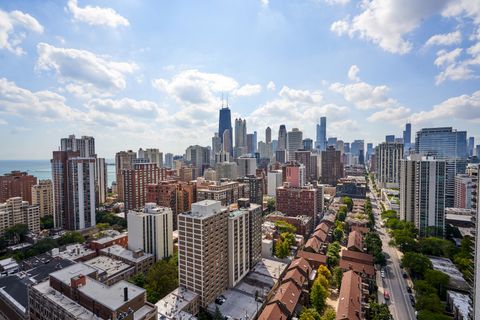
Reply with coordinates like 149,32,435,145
0,160,116,186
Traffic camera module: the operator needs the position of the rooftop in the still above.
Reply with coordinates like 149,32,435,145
100,244,154,263
430,256,470,291
155,287,198,319
52,243,95,261
447,290,471,319
91,232,127,244
50,263,98,285
84,256,133,277
180,200,225,219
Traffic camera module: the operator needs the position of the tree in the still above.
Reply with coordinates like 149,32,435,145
4,224,29,243
317,265,332,282
320,307,336,320
414,280,436,296
369,303,392,320
299,308,321,320
417,310,451,320
145,257,178,303
317,274,329,289
333,226,344,242
332,267,343,289
337,206,347,222
418,237,455,258
310,278,328,314
274,220,297,234
416,292,444,313
281,232,296,247
58,231,85,245
401,252,432,277
341,197,353,211
129,272,146,288
424,269,449,299
213,306,223,320
326,242,341,267
275,239,290,259
267,198,276,213
96,223,110,231
40,215,54,229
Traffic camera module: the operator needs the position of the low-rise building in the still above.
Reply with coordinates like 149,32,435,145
52,243,96,262
99,244,154,274
339,250,375,280
84,255,135,285
336,270,367,320
155,287,199,320
89,232,128,252
265,213,313,236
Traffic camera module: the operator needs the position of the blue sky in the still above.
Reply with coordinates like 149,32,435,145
0,0,479,159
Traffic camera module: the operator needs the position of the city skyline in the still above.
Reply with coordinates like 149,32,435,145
0,1,480,159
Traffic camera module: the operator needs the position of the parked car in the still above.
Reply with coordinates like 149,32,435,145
409,294,415,306
403,272,408,278
384,290,390,300
381,270,386,278
407,286,412,293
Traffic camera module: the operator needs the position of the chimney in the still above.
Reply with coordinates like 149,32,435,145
124,287,129,301
70,275,86,288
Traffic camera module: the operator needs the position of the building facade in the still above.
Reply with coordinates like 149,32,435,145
320,146,343,186
375,142,404,189
0,197,40,236
0,171,37,204
31,179,53,218
122,163,163,212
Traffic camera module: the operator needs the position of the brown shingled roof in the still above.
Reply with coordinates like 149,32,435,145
304,236,322,253
347,231,364,252
341,249,374,265
270,279,302,317
296,251,328,269
336,270,364,320
258,302,287,320
287,257,312,279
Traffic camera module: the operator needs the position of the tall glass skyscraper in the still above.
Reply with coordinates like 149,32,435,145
218,106,233,154
278,125,287,151
316,117,327,151
415,127,467,207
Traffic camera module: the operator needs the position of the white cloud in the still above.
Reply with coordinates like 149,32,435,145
267,81,276,91
260,0,269,8
434,45,480,84
330,0,449,54
87,98,168,119
329,81,396,109
442,0,480,25
411,90,480,123
152,69,261,106
0,78,81,121
36,43,137,95
0,119,7,125
234,84,262,96
67,0,129,27
425,31,462,47
0,9,43,55
367,106,411,123
325,0,350,5
278,86,322,104
348,65,360,81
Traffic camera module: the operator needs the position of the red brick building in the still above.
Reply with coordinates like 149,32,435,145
276,184,321,225
0,171,37,204
122,163,163,211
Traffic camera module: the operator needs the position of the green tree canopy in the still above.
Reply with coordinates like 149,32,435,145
274,220,297,234
310,278,328,314
275,239,290,259
326,242,341,267
40,215,54,229
418,237,455,258
58,231,85,246
299,308,321,320
332,267,343,289
320,307,336,320
401,252,432,277
424,269,449,299
281,232,296,247
341,197,353,211
417,310,451,320
145,256,178,303
4,224,29,243
369,303,392,320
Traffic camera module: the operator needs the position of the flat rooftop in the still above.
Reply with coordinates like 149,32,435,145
447,290,471,319
207,258,288,320
50,263,98,284
84,256,133,277
100,244,153,263
53,243,95,261
92,232,127,244
156,287,198,319
181,200,225,219
430,256,469,291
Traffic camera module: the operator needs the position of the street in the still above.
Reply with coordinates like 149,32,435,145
369,191,416,320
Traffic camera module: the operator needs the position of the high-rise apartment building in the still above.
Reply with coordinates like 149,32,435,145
122,163,163,212
399,156,446,237
278,125,287,151
276,185,322,225
267,170,283,196
469,137,475,157
185,145,210,176
265,126,272,144
95,158,107,204
0,197,40,236
60,134,95,157
415,127,467,207
403,123,411,150
237,175,263,205
257,141,273,160
196,180,249,206
295,150,313,182
287,128,303,161
212,133,222,163
234,118,247,158
316,117,327,151
139,148,163,168
146,180,196,229
320,146,343,186
215,162,238,180
115,150,137,201
246,133,255,154
219,106,233,155
237,156,257,178
178,200,229,307
375,142,404,188
351,140,365,165
31,180,54,218
284,162,306,188
454,174,477,209
127,203,173,261
164,153,174,168
51,151,96,230
0,171,37,204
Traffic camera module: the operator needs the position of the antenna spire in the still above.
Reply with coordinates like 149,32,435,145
221,92,224,108
226,93,229,107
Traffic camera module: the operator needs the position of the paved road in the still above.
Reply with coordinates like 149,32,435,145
368,191,416,320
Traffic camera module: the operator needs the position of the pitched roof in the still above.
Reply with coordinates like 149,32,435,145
258,302,288,320
347,231,364,252
341,250,374,265
283,268,307,288
304,236,322,253
336,270,363,320
296,251,328,269
270,280,302,316
287,257,312,278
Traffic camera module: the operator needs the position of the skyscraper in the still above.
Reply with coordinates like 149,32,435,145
469,136,475,157
185,145,210,176
385,135,395,143
95,158,107,204
115,150,137,201
403,122,411,150
212,133,222,163
164,153,174,168
219,106,233,154
303,138,313,151
31,180,54,218
0,171,37,204
234,118,247,158
375,142,404,188
61,135,96,157
351,140,365,165
265,126,272,144
320,146,343,186
316,117,327,151
122,163,164,212
246,133,255,154
399,156,446,237
287,128,303,161
415,127,467,207
278,125,287,151
222,129,232,155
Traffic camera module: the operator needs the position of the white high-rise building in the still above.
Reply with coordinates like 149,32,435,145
399,155,446,237
31,180,54,218
375,142,404,188
0,197,40,236
228,209,249,287
61,135,95,157
69,157,96,230
237,156,257,178
127,203,173,261
144,148,163,168
267,170,283,197
287,128,303,161
95,158,107,204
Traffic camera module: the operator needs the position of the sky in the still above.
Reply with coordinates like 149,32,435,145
0,0,479,159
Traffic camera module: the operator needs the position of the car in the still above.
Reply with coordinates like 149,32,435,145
409,294,415,306
381,270,385,278
403,272,408,278
407,286,412,293
384,290,390,300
